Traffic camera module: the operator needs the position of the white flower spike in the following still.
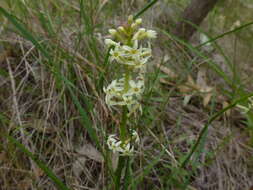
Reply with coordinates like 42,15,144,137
104,15,156,155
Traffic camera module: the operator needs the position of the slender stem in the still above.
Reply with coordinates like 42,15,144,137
123,157,131,190
115,156,126,190
119,67,130,141
124,67,130,92
119,106,128,141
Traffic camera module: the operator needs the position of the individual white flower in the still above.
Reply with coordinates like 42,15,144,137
132,28,157,41
105,39,120,47
109,47,121,62
129,80,144,96
122,44,141,57
104,78,126,106
107,134,134,156
109,46,129,64
122,94,136,106
103,79,124,93
107,135,120,153
119,142,134,156
146,30,157,39
131,57,149,69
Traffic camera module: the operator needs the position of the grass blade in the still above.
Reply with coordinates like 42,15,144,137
0,6,50,59
65,82,101,149
131,149,165,189
4,134,70,190
134,0,159,19
197,21,253,48
160,29,232,86
181,93,253,168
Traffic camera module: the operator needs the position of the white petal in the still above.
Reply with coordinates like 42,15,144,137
105,39,119,47
146,30,157,38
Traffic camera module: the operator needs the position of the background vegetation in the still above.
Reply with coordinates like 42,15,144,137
0,0,253,189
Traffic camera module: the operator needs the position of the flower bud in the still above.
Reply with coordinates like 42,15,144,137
109,29,117,36
128,15,134,24
118,26,124,32
135,18,142,25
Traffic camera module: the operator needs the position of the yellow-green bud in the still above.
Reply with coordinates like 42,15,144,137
118,26,124,32
109,29,117,36
128,15,134,24
135,18,142,25
131,23,138,29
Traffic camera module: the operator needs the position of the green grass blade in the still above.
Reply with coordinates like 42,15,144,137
79,0,101,63
160,29,232,86
181,93,253,168
37,11,56,38
4,135,70,190
68,86,101,148
197,21,253,48
0,6,50,59
131,149,165,189
134,0,159,19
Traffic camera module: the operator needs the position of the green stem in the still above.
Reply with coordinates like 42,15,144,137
116,68,130,189
123,157,131,190
119,67,130,141
115,156,126,190
119,106,128,141
124,68,130,92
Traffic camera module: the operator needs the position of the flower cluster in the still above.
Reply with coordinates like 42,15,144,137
104,15,156,114
103,76,145,114
104,15,156,155
107,130,140,156
105,40,152,69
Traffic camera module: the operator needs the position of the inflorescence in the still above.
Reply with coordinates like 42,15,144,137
104,15,156,155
